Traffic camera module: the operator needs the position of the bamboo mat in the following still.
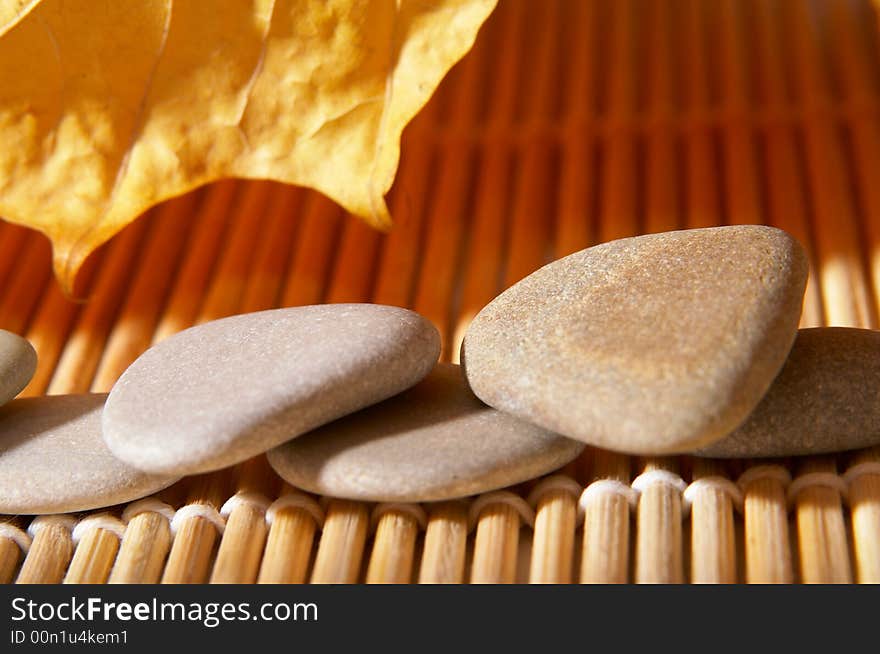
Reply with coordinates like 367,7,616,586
1,0,880,584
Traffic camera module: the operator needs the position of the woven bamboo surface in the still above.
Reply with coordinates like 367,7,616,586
1,0,880,584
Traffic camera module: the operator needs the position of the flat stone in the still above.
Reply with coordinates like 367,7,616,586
0,394,179,514
0,330,36,406
267,364,585,502
696,328,880,457
103,304,440,475
462,226,808,455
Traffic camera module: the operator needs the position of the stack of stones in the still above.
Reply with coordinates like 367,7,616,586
1,225,878,515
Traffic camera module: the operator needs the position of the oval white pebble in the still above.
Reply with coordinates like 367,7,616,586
103,304,440,475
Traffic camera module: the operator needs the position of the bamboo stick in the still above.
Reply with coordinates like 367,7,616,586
598,0,639,243
162,474,231,584
447,0,524,359
152,180,239,342
740,464,794,584
0,521,28,584
90,190,202,392
366,506,424,584
20,250,103,396
16,518,75,584
643,0,681,235
555,0,596,259
418,502,469,584
210,458,279,584
0,222,31,290
469,495,527,584
717,0,762,227
109,505,174,584
502,1,560,289
527,476,579,584
793,457,852,584
0,233,52,334
280,193,343,307
46,218,152,394
258,487,321,584
824,0,880,324
785,0,876,328
750,0,824,327
634,458,685,584
688,459,738,584
847,448,880,583
580,450,632,584
682,0,721,230
64,517,125,584
310,500,370,584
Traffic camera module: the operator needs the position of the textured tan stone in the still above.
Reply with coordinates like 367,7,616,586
0,394,179,514
462,226,808,454
697,328,880,457
0,329,35,406
268,364,584,502
103,304,440,475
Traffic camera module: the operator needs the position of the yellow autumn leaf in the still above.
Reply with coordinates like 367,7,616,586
0,0,496,290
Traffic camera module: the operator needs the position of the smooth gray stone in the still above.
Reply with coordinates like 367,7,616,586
0,330,36,406
267,363,585,502
462,226,808,455
0,394,179,514
103,304,440,475
696,328,880,457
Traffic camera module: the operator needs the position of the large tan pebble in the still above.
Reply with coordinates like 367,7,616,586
268,364,584,502
462,226,808,454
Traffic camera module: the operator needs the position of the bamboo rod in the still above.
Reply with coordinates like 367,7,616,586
20,250,103,396
310,500,369,584
682,0,721,230
824,0,880,323
741,464,794,584
0,222,31,290
502,1,560,289
280,194,343,307
448,0,524,359
0,233,52,334
643,0,680,235
90,191,201,392
418,502,469,584
635,458,684,584
470,501,523,584
580,450,631,584
555,0,596,258
162,474,231,584
258,487,320,584
210,458,279,584
689,459,737,584
528,483,578,584
64,526,122,584
717,0,763,227
366,509,421,584
785,0,876,328
598,0,639,242
46,217,152,394
109,509,173,584
750,0,824,327
793,457,853,584
847,448,880,583
16,519,74,584
0,521,26,584
152,180,239,342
